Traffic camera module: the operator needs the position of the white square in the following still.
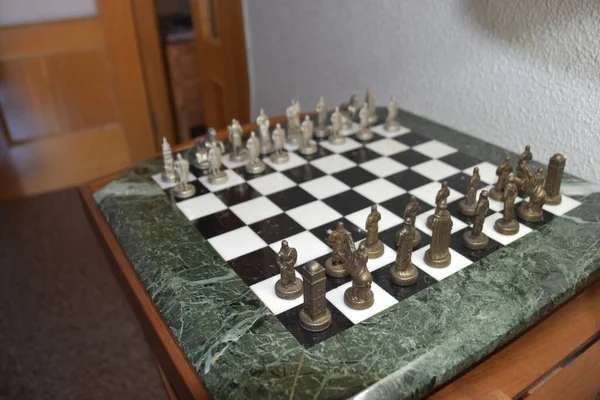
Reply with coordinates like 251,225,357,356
230,197,283,225
221,154,247,170
247,172,296,196
269,231,331,266
319,137,362,153
410,181,464,207
199,169,245,192
411,159,460,181
326,282,398,324
412,246,473,281
208,226,267,261
542,195,581,216
366,138,409,156
299,175,350,200
481,212,534,246
362,242,396,272
152,172,196,190
286,200,342,230
371,124,411,138
354,178,406,203
249,273,304,315
311,153,357,174
263,151,307,171
359,157,408,178
415,209,468,235
412,140,458,159
476,185,521,212
465,162,497,185
346,205,403,233
340,122,360,136
176,192,227,220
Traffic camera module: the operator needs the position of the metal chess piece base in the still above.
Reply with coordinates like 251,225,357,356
365,240,384,259
494,217,520,235
208,170,228,185
245,161,266,175
325,258,350,278
546,194,562,205
230,150,248,163
173,184,196,199
344,287,374,310
384,121,401,132
413,230,422,248
391,264,419,286
424,248,451,268
161,171,176,183
462,230,489,250
355,129,374,142
328,135,346,145
458,199,477,216
270,151,289,164
314,127,328,138
488,188,504,202
299,308,332,332
275,277,303,300
517,202,543,222
299,142,318,155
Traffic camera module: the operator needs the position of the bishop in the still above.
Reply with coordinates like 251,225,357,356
275,240,302,299
458,167,480,216
424,199,453,268
427,181,450,229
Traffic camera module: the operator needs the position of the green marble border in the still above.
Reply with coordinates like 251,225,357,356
95,108,600,400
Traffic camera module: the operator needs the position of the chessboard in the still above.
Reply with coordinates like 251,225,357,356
151,120,581,349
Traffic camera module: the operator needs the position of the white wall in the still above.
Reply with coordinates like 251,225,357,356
0,0,96,26
244,0,600,182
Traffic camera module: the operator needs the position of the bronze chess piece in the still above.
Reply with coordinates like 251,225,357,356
517,145,532,181
545,153,566,205
363,204,384,258
425,199,453,268
458,167,480,216
392,218,419,286
494,175,520,235
403,195,422,248
427,181,450,229
275,240,303,300
463,191,490,250
325,221,355,278
518,168,548,222
490,155,513,201
344,243,374,310
299,261,332,332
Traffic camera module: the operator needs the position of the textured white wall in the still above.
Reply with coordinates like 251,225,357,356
0,0,96,26
244,0,600,182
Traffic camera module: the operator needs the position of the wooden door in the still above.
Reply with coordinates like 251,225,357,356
0,1,157,199
190,0,250,129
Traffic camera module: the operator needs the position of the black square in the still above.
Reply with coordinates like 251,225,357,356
379,223,431,252
386,170,433,191
276,300,354,349
213,183,261,207
283,164,326,184
233,164,276,181
516,205,555,230
267,186,317,211
333,167,378,187
394,132,431,146
193,210,245,239
447,198,494,225
444,172,486,194
372,265,438,302
323,190,373,216
310,218,366,248
381,193,434,219
167,180,210,203
341,147,381,164
450,227,503,262
296,146,332,161
228,247,279,285
296,254,352,291
390,149,431,167
249,213,304,244
439,152,482,170
189,164,210,179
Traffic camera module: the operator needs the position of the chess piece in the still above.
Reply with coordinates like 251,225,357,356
355,103,374,141
363,204,384,258
517,145,532,181
256,109,273,155
299,115,318,155
459,167,480,216
299,261,332,332
325,221,355,278
425,199,453,268
490,155,513,201
344,243,374,310
494,175,519,235
286,100,301,145
518,168,548,222
392,217,419,286
275,240,302,300
384,96,401,132
195,128,225,170
427,182,450,229
161,137,176,182
365,88,378,125
245,132,266,174
270,123,289,163
228,120,247,162
340,94,358,129
208,144,227,184
545,153,565,205
315,96,328,138
172,154,196,198
403,195,422,248
328,106,345,144
463,191,490,250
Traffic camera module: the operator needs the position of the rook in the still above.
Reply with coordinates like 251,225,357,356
161,137,176,182
299,261,332,332
545,153,566,205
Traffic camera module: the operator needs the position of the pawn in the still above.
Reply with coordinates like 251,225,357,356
275,240,302,300
391,218,419,286
355,103,374,142
245,132,266,174
173,154,196,199
299,115,318,155
270,123,289,164
463,191,490,250
329,106,345,145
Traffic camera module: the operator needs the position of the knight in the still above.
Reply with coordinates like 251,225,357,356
343,243,374,310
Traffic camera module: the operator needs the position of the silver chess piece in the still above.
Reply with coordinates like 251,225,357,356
340,94,358,129
384,96,401,132
328,106,345,145
355,103,374,142
208,143,227,185
315,96,328,138
194,128,224,170
256,108,273,155
245,131,266,174
270,123,289,164
161,137,176,183
172,154,196,199
299,115,318,155
365,88,378,125
286,99,301,145
228,119,247,162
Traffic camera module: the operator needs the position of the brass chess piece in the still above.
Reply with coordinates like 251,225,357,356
458,167,480,216
299,261,332,332
427,181,450,229
518,168,548,222
545,153,566,205
517,145,532,181
463,191,490,250
403,195,422,248
275,240,303,300
495,175,519,235
344,243,374,310
325,221,355,278
363,204,384,258
392,218,419,286
490,155,513,201
424,199,453,268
